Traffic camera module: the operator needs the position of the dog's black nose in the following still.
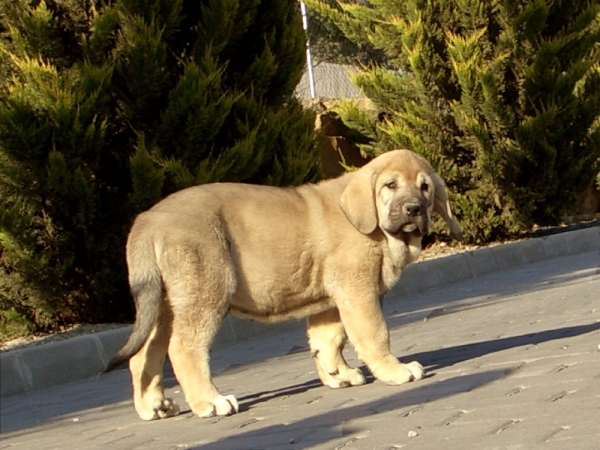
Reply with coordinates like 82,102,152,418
404,203,421,217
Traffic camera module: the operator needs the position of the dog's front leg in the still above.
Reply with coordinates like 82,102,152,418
336,292,425,385
307,308,366,388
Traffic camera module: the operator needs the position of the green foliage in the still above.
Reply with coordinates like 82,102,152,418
0,307,33,342
129,134,166,212
304,0,385,65
306,0,600,243
0,0,319,338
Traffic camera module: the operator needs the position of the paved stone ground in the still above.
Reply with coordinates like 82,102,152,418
1,251,599,449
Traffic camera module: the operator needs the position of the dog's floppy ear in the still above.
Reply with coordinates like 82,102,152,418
431,173,463,241
340,169,378,235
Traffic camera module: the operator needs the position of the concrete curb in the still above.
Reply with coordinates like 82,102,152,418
1,225,599,398
388,225,600,298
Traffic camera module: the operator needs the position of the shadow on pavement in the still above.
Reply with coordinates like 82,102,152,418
406,321,600,371
194,321,600,449
3,322,599,435
237,379,323,412
174,378,326,417
194,369,506,449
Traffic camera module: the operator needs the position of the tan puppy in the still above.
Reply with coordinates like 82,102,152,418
104,149,462,421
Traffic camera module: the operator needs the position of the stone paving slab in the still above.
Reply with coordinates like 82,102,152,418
0,247,598,449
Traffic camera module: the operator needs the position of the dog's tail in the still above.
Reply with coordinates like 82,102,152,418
103,235,163,373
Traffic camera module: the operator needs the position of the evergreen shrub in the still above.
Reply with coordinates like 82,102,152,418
0,0,319,338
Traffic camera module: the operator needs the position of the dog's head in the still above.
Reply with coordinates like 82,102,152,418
340,149,462,241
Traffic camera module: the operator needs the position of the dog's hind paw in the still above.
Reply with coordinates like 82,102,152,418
338,367,366,388
194,395,239,418
405,361,425,381
137,398,180,421
216,394,239,415
155,398,180,419
376,360,426,385
321,366,366,389
392,361,425,384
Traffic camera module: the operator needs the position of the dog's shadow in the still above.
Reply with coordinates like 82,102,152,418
194,369,507,450
202,321,600,414
402,321,600,371
175,378,329,416
189,321,600,448
237,378,326,411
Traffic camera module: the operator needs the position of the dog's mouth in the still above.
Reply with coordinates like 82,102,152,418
384,220,426,238
400,223,419,233
398,222,426,238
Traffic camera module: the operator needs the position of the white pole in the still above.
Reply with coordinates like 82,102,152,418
300,2,316,98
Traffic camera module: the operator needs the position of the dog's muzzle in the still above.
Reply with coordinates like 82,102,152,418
399,203,423,233
383,201,428,236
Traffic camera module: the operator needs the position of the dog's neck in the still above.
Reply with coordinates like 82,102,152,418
378,230,422,292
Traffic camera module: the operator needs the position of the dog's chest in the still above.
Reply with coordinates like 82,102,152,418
379,237,421,291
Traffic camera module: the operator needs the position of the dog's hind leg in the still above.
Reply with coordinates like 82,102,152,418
164,243,239,418
129,308,180,420
307,308,366,388
168,304,238,418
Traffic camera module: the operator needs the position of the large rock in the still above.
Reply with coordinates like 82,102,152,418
315,110,371,179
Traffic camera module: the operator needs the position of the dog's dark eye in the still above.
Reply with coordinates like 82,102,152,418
421,182,429,192
385,181,397,190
